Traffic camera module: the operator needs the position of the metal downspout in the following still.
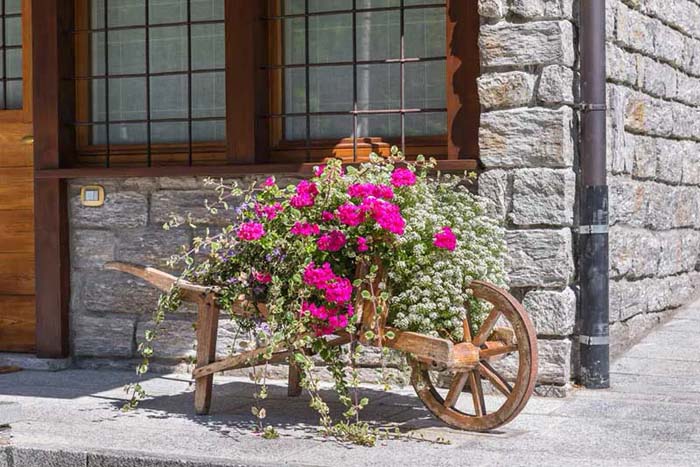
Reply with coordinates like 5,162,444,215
578,0,610,388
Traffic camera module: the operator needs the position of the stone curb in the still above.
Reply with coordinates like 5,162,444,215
1,446,309,467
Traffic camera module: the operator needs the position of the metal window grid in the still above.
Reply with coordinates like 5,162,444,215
73,0,226,168
0,1,23,110
262,0,447,162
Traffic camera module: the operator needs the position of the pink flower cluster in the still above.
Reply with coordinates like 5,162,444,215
348,183,394,200
302,262,355,335
290,222,321,236
363,198,405,235
433,226,457,251
356,236,369,252
252,271,272,284
336,203,364,226
290,181,319,208
317,230,347,251
261,177,276,188
237,221,265,241
391,168,416,187
254,202,283,220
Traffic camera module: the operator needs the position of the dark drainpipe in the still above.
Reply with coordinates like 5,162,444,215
578,0,609,388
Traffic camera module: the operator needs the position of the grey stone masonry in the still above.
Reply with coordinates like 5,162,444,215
477,0,577,392
606,0,700,354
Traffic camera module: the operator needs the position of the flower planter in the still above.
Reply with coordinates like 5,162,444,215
107,260,538,432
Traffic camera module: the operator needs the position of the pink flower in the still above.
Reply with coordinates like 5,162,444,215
317,231,347,252
324,277,353,304
261,176,276,187
313,165,326,177
291,222,320,236
290,181,319,208
303,262,336,289
348,183,394,200
336,203,364,226
321,211,335,222
237,221,265,241
362,198,405,235
302,301,330,320
328,313,348,330
433,226,457,251
356,236,369,252
391,168,416,187
253,271,272,284
254,202,283,220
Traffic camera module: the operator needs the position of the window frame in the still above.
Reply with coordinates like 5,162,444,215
0,0,32,122
65,0,479,171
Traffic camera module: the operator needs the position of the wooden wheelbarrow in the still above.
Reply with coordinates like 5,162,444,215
106,261,538,431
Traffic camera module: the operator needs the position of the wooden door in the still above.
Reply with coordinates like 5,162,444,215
0,0,34,352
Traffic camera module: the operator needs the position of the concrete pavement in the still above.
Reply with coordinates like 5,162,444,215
1,298,700,466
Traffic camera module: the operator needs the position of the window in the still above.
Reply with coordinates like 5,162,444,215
70,0,478,169
266,0,448,162
0,0,22,110
74,0,226,166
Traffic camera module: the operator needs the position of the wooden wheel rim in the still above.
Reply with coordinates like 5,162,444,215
410,280,538,431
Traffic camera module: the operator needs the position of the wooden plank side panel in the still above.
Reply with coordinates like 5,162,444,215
0,296,36,352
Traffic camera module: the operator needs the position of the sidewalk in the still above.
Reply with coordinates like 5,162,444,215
1,300,700,466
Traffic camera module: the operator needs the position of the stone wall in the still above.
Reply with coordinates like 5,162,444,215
477,0,577,395
606,0,700,355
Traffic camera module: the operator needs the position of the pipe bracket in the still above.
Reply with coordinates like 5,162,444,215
577,224,608,235
579,335,609,346
576,103,608,112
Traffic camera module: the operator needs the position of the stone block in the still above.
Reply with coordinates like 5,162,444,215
638,55,677,99
624,91,674,138
150,190,237,227
71,191,148,229
675,73,700,107
654,21,686,68
480,20,574,68
136,318,240,360
610,309,667,357
616,3,656,55
509,0,572,19
610,279,648,322
120,177,158,192
157,177,202,190
478,0,505,19
477,169,510,221
606,44,638,86
73,315,135,357
480,107,574,169
609,226,661,279
683,36,700,76
71,229,116,270
672,187,700,228
536,339,571,385
115,226,191,270
510,168,575,226
607,84,633,175
477,71,535,110
522,287,576,336
608,176,647,227
80,269,161,314
537,65,575,105
681,142,700,185
505,229,573,288
656,138,688,184
645,183,675,230
629,134,657,179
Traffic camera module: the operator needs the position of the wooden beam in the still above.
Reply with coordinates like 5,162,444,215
32,0,74,358
446,0,480,160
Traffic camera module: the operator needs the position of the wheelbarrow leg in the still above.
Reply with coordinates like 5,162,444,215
287,360,302,397
194,295,219,415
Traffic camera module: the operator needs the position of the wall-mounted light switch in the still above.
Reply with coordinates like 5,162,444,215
80,185,105,207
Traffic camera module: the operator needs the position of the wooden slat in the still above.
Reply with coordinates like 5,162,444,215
0,253,35,295
446,0,480,160
0,167,34,211
0,295,36,352
0,210,34,254
0,123,34,167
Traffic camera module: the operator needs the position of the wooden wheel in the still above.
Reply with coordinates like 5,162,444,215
410,280,538,431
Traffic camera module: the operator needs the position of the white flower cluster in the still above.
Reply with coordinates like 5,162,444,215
387,178,508,341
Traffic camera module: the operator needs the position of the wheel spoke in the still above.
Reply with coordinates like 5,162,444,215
480,343,517,359
444,371,469,408
472,308,501,347
468,370,486,416
479,361,513,397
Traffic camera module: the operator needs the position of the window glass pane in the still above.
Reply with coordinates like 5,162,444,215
406,111,446,136
284,68,306,113
308,14,352,63
405,7,444,58
356,63,400,111
149,25,186,73
1,1,23,110
356,10,399,61
309,0,351,13
405,60,445,108
357,114,401,138
310,115,352,139
309,65,352,112
88,0,225,145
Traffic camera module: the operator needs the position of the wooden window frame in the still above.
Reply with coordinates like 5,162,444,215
64,0,478,172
